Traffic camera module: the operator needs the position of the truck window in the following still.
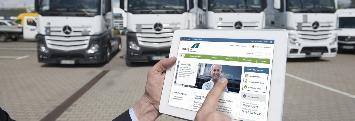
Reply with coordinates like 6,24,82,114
106,0,112,13
120,0,124,9
275,0,284,12
27,19,37,26
189,0,194,9
128,0,187,14
198,0,203,9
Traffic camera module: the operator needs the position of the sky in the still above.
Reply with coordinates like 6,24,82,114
0,0,34,9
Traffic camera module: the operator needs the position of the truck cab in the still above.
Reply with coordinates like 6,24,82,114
271,0,338,58
34,0,119,64
204,0,267,29
336,8,355,51
118,0,204,65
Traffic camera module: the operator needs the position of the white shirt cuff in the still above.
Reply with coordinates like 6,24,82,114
129,107,139,121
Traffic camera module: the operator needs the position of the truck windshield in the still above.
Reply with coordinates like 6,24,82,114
128,0,187,14
339,17,355,28
208,0,266,13
287,0,336,13
38,0,100,16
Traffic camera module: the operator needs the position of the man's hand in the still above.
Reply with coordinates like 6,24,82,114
133,57,176,121
195,79,231,121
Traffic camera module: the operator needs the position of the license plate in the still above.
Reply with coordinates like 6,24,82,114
342,45,354,50
309,52,322,56
151,56,166,60
60,60,75,64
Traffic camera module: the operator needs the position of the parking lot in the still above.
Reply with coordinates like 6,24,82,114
0,37,355,121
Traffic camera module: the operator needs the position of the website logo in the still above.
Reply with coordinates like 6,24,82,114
191,43,200,48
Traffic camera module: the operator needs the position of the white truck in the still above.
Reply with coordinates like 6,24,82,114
203,0,267,30
271,0,338,58
336,8,355,51
118,0,205,65
31,0,120,64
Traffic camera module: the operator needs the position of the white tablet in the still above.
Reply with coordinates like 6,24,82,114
160,30,288,121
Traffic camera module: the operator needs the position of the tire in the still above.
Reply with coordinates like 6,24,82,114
10,35,19,41
104,45,111,63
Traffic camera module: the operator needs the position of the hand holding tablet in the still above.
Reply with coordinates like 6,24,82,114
160,30,288,121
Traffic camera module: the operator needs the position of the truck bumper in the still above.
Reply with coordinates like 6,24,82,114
287,31,338,58
126,33,170,63
37,35,108,64
338,36,355,50
38,49,105,64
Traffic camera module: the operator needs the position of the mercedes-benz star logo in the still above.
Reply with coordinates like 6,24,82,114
234,21,243,29
63,25,72,35
154,23,163,32
312,21,320,30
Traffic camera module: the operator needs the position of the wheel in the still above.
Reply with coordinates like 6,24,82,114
105,45,112,63
10,35,19,41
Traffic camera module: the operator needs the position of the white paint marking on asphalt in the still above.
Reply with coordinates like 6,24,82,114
286,73,355,99
16,55,30,60
0,56,21,59
0,48,36,51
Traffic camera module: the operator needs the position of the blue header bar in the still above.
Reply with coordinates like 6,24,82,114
244,67,270,74
180,37,274,44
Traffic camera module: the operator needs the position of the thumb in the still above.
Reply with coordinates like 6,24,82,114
200,79,228,113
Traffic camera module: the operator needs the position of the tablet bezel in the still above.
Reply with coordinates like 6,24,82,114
159,29,288,121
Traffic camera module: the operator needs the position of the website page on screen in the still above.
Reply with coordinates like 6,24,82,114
168,37,274,121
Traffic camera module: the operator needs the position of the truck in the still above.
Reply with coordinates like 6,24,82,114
0,19,22,42
336,7,355,51
271,0,338,58
203,0,267,30
118,0,205,66
31,0,120,64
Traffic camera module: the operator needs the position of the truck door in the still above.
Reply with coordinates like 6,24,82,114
23,16,38,40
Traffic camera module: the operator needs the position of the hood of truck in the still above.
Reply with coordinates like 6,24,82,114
286,12,337,30
38,16,106,36
126,13,189,32
207,12,265,29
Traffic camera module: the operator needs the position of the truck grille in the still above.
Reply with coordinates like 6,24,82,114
136,23,178,48
338,36,355,42
216,21,259,29
298,22,333,41
45,36,90,51
301,47,328,54
46,26,91,36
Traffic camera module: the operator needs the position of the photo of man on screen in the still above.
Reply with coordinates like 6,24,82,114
201,64,229,92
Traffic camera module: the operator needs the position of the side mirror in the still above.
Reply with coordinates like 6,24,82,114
274,0,281,10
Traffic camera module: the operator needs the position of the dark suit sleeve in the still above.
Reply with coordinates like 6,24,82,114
112,110,132,121
0,107,15,121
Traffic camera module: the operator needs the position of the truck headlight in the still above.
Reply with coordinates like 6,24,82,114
128,41,140,51
40,44,48,53
87,44,99,54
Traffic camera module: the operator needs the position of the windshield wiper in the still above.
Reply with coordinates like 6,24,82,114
75,9,93,16
291,8,313,13
221,8,236,12
244,8,260,12
316,7,335,13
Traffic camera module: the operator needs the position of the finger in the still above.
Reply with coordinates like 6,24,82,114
152,57,177,73
200,79,228,112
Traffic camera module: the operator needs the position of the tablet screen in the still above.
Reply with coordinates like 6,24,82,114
167,37,274,121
